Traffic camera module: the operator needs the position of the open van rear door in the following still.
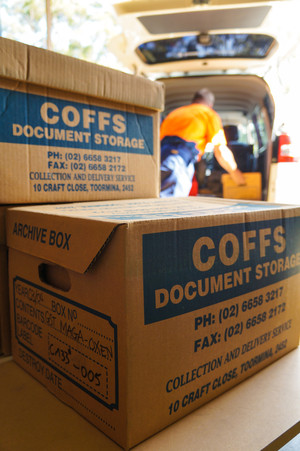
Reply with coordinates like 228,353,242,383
110,0,299,77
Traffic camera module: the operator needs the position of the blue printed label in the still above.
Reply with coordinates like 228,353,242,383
143,216,300,324
0,87,153,154
13,277,118,410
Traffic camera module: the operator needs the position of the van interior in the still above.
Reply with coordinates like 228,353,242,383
160,74,275,200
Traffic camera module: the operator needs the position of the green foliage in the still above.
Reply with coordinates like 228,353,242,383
0,0,120,66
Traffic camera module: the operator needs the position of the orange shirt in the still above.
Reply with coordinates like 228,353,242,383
160,103,226,156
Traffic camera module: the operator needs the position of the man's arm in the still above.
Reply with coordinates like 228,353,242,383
213,144,246,185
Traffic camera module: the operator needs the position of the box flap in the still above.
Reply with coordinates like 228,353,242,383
6,206,123,274
0,37,164,111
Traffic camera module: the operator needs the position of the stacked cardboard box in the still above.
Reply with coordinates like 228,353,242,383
0,36,163,355
0,38,163,204
6,197,300,449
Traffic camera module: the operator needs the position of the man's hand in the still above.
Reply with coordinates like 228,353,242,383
214,144,246,185
229,168,246,186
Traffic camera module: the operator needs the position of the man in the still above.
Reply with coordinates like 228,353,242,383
160,88,245,197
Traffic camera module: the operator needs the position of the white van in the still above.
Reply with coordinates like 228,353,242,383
110,0,300,202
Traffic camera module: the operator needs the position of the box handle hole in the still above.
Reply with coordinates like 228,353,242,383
39,263,71,292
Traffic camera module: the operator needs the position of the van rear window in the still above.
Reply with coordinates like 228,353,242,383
136,34,275,64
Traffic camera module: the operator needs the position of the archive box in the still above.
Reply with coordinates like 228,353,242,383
6,197,300,449
0,37,163,204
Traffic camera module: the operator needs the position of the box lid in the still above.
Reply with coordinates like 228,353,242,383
0,37,164,111
6,197,299,274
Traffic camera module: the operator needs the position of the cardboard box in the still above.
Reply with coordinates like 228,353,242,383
0,37,164,204
222,172,262,200
6,197,300,449
0,206,11,356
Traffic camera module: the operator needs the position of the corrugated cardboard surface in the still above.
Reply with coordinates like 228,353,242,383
6,197,300,449
0,38,163,204
0,206,10,356
0,348,299,450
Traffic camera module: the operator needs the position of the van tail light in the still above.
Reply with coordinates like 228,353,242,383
277,133,298,162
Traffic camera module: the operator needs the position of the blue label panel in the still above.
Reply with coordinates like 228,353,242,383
0,87,153,155
143,216,300,324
